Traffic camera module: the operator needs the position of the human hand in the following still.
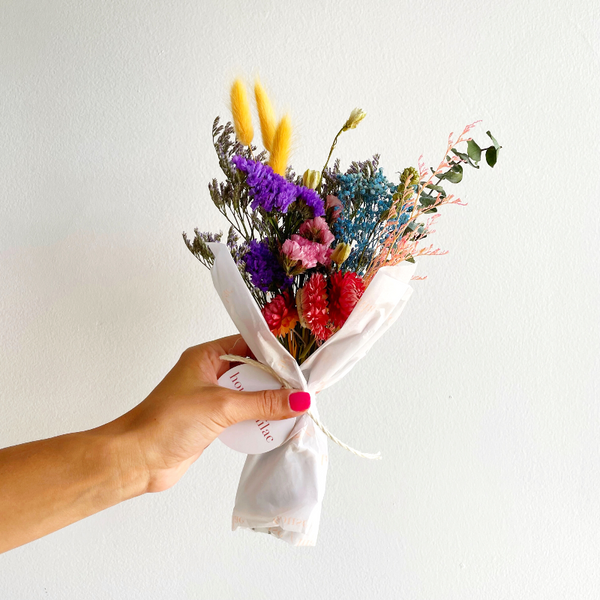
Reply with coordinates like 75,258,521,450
107,334,311,494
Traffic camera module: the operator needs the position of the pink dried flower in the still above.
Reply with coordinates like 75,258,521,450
298,216,335,247
326,195,343,222
296,273,331,341
281,216,334,269
282,236,332,269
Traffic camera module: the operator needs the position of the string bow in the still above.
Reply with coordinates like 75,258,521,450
221,353,382,460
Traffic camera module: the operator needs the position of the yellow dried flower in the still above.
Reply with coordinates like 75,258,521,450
302,169,321,190
331,242,352,265
269,114,292,176
254,79,277,152
230,78,253,146
343,108,366,131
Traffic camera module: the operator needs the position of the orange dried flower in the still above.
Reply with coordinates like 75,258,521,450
261,292,298,337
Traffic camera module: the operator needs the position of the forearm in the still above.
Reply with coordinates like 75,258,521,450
0,423,147,553
0,337,307,554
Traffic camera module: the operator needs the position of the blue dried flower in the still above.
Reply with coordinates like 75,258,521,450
333,168,399,272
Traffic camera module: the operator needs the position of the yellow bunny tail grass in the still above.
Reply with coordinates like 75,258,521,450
230,78,254,146
254,79,276,152
269,114,292,176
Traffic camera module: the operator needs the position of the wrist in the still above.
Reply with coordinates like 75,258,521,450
89,420,150,502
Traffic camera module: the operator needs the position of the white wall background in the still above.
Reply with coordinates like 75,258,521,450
1,0,599,598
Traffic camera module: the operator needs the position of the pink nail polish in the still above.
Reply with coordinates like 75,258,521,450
289,391,311,412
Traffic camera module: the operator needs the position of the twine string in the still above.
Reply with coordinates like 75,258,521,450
220,354,382,460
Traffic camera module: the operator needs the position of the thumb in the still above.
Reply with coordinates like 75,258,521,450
221,387,311,425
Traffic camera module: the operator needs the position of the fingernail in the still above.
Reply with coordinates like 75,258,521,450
289,391,311,412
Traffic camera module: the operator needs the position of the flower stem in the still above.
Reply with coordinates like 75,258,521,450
318,126,345,194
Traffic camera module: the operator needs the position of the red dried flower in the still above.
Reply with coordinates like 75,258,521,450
328,271,366,329
261,291,298,337
296,273,331,341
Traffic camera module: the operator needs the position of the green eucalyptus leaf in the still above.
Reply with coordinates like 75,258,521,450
467,140,482,161
486,130,500,149
405,255,415,264
486,146,498,167
425,183,446,193
440,164,463,184
451,147,470,161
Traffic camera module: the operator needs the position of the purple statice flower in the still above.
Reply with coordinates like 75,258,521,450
244,240,292,292
232,155,296,212
195,230,223,243
231,155,325,216
226,226,248,271
295,185,325,217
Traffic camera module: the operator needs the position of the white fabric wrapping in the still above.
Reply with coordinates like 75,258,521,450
207,242,415,546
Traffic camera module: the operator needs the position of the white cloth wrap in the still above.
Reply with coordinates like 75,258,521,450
207,242,415,546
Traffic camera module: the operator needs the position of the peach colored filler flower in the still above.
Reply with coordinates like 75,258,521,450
328,271,366,329
261,292,298,337
296,273,331,341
